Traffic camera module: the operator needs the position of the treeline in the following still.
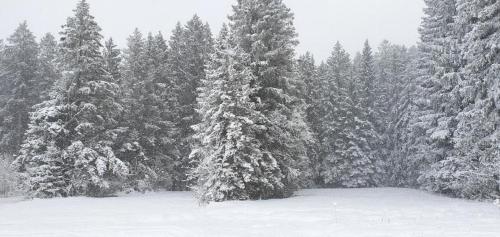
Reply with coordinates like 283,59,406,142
0,0,498,202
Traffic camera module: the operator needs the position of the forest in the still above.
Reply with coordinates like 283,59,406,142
0,0,499,204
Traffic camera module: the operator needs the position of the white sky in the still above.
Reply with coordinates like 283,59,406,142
0,0,425,61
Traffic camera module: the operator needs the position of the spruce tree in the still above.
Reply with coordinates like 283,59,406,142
16,0,128,197
374,41,413,174
167,16,214,190
119,29,154,191
352,40,382,185
295,53,321,185
439,0,500,199
0,22,39,155
102,38,121,83
413,0,465,195
228,0,310,197
386,47,430,187
121,29,180,191
38,33,59,102
319,42,378,188
191,25,279,202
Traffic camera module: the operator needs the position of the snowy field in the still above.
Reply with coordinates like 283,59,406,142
1,188,499,237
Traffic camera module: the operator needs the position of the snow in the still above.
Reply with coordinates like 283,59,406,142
1,188,499,237
430,129,450,140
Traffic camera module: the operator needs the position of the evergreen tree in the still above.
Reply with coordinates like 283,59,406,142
434,0,500,199
295,53,321,185
386,47,431,187
15,0,128,197
228,0,310,198
412,0,465,195
167,16,213,190
373,41,414,184
121,29,180,191
356,41,377,108
119,29,154,191
38,33,59,102
0,39,7,144
102,38,121,83
191,25,278,202
0,22,39,155
353,40,383,184
386,8,445,186
319,42,378,188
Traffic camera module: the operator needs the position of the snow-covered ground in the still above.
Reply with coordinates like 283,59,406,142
1,188,499,237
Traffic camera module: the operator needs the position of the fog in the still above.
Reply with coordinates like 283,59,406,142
0,0,425,60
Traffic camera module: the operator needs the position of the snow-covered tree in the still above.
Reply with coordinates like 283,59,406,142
374,41,413,175
388,0,461,189
295,53,321,185
412,0,461,193
319,42,378,188
352,40,383,184
102,38,121,83
191,25,280,202
15,0,128,197
120,29,180,191
228,0,310,197
386,47,433,187
385,5,450,186
38,33,59,102
0,22,39,155
0,154,20,196
117,29,153,191
432,0,500,199
167,16,214,190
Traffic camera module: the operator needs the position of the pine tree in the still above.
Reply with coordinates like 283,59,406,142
16,0,128,197
228,0,310,197
0,22,39,155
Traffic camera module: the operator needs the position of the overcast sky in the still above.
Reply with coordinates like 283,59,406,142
0,0,425,61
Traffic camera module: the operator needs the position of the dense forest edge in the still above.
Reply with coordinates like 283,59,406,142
0,0,499,203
